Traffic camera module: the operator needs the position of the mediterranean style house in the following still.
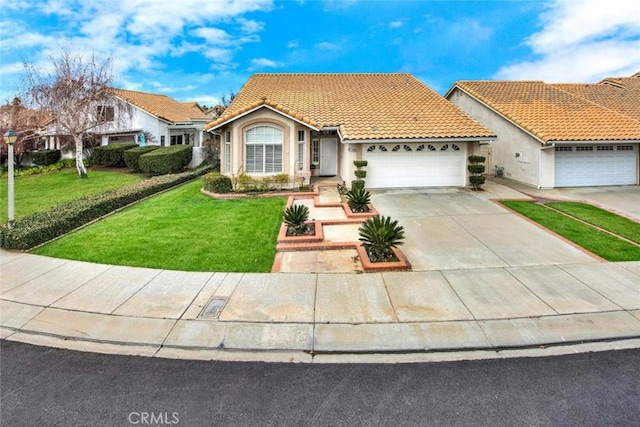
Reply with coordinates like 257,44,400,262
446,72,640,188
205,73,494,188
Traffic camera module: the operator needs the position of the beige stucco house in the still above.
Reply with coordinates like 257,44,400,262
206,73,494,188
446,73,640,188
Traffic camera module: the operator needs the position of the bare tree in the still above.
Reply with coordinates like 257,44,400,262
0,97,42,167
23,52,130,178
207,91,236,119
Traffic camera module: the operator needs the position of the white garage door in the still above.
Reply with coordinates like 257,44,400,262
555,144,638,187
363,142,467,188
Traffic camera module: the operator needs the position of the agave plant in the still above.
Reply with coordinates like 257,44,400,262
283,204,310,235
346,187,371,213
358,215,405,262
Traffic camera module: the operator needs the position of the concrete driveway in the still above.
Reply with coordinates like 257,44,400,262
371,188,598,271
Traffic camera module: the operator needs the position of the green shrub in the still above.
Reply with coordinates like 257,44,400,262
470,175,486,188
359,215,405,262
124,145,160,171
467,164,485,174
346,187,371,213
138,145,192,176
351,179,365,191
354,170,367,179
202,173,233,193
283,204,310,235
273,174,290,190
92,143,138,167
0,166,213,250
353,160,368,168
468,155,486,164
30,150,61,166
237,174,258,192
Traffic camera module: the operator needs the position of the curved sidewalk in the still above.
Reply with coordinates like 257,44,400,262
2,249,640,363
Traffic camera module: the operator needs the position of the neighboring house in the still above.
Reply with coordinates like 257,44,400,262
446,72,640,188
42,89,212,167
205,73,494,188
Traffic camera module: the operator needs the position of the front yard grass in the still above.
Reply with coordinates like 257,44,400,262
546,202,640,244
0,168,144,223
500,200,640,262
32,181,287,272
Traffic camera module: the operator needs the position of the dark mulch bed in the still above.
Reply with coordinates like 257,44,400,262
285,222,316,237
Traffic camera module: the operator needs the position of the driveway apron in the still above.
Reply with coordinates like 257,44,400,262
371,188,597,271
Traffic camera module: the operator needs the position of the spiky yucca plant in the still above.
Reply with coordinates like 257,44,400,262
283,204,310,235
358,215,405,262
346,187,371,213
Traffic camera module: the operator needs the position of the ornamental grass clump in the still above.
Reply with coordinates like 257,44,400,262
346,187,371,213
283,204,310,236
358,215,405,262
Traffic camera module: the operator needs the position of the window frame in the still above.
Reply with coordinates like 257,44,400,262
244,125,283,174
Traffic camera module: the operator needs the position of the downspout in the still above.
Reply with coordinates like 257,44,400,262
538,142,556,189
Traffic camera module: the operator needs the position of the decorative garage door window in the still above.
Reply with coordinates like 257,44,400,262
245,126,283,173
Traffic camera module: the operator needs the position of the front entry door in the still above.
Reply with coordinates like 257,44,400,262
320,138,338,176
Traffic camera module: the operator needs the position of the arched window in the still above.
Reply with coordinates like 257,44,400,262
367,145,376,152
245,126,283,173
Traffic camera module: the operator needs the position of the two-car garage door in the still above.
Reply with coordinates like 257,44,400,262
363,142,466,188
554,144,638,187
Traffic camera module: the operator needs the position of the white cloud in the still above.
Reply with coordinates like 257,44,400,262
250,57,282,68
389,21,403,29
316,41,340,51
193,27,232,45
287,40,300,49
237,18,264,33
0,0,273,80
496,0,640,82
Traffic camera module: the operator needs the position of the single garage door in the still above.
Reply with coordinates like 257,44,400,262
555,144,638,187
363,142,467,188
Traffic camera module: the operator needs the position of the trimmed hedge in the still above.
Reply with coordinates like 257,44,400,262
30,150,61,166
351,179,365,190
139,145,192,176
202,172,233,193
92,143,138,167
0,166,214,250
124,145,160,171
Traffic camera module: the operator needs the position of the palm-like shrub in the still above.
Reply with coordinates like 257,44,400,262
358,215,405,262
283,204,310,235
346,187,371,213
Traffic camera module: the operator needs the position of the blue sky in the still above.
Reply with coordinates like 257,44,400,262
1,0,639,107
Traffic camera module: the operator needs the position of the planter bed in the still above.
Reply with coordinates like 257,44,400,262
356,244,411,272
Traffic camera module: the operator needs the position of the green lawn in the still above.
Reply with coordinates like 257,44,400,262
500,200,640,262
546,202,640,244
32,181,287,272
0,168,144,223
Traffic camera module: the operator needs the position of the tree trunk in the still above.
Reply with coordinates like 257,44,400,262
74,135,88,178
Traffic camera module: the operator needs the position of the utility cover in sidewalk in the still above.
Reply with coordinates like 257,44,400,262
201,298,227,318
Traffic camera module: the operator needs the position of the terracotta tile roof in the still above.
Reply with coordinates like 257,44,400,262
112,89,210,124
454,80,640,142
552,73,640,121
206,73,494,141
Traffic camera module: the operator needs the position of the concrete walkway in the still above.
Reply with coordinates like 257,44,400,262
2,249,640,362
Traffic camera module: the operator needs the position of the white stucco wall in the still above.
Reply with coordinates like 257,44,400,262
448,88,546,188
